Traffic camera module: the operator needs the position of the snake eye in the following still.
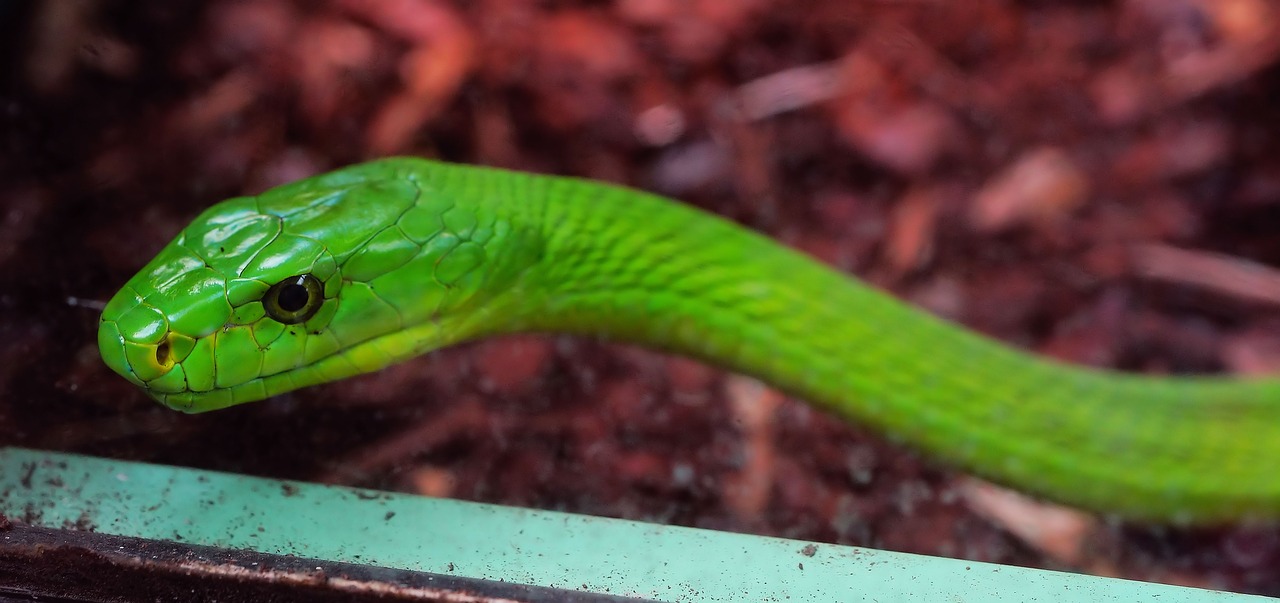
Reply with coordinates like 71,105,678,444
263,274,323,325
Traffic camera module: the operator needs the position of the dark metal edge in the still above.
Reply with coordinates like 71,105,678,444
0,524,661,603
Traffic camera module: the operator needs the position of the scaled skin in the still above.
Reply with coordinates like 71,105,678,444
100,157,1280,523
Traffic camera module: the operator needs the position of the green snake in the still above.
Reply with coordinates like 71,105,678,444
98,157,1280,524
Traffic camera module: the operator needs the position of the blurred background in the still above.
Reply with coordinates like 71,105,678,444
3,0,1280,595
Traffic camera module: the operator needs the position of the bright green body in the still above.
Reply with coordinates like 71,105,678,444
99,157,1280,524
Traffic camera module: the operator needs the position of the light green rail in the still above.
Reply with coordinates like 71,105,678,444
0,447,1270,602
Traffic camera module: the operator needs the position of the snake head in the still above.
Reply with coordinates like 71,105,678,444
97,188,346,412
98,159,516,412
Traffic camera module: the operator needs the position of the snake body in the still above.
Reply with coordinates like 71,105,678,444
98,157,1280,524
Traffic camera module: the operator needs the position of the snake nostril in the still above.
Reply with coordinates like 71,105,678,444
156,339,172,367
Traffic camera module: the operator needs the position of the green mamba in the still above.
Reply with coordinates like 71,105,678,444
99,157,1280,524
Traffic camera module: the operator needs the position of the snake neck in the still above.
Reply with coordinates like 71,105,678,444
478,169,978,418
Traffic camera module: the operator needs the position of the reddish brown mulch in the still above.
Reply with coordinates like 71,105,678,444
3,0,1280,596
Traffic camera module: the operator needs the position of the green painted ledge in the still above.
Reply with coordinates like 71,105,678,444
0,447,1270,602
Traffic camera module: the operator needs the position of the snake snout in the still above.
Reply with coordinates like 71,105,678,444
97,317,147,387
98,320,168,382
97,290,198,399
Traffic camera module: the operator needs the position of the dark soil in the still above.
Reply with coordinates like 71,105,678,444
3,0,1280,596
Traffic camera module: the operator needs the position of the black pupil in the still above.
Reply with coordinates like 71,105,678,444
277,282,310,312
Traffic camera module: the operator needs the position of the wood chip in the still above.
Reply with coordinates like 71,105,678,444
958,478,1098,567
970,147,1090,232
1130,244,1280,308
722,376,782,518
